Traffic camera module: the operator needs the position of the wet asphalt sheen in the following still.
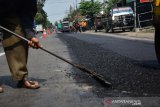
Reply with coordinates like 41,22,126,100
0,32,160,107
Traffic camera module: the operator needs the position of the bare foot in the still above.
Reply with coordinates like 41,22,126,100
17,79,40,89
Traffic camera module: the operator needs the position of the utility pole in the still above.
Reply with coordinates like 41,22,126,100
103,0,105,14
76,0,77,9
134,0,137,32
76,0,78,22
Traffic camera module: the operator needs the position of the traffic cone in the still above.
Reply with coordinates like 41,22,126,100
43,29,47,38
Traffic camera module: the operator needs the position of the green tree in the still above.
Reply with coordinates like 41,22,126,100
79,1,101,16
35,1,51,28
54,21,58,27
46,19,53,28
105,0,121,13
68,9,79,21
78,1,101,27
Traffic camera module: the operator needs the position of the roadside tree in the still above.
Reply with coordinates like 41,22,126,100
79,1,101,16
104,0,121,13
79,1,101,27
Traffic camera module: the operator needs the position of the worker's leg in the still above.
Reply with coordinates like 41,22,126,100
1,15,28,81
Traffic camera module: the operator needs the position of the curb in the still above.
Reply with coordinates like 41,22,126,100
82,30,154,42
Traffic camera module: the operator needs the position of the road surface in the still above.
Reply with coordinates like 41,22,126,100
0,31,160,107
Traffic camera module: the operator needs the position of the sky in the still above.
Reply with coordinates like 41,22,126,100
43,0,103,24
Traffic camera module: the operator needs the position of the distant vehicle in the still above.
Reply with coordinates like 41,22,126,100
57,22,62,31
62,21,70,32
94,14,104,32
36,24,43,33
104,6,134,32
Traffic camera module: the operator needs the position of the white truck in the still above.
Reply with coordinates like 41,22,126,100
61,21,70,32
105,7,134,32
36,24,43,33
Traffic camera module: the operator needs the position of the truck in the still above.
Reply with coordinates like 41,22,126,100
61,21,70,32
36,24,43,33
94,14,104,32
153,0,160,63
104,6,134,32
61,18,70,32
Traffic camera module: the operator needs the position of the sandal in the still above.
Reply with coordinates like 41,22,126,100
0,86,3,93
17,79,40,89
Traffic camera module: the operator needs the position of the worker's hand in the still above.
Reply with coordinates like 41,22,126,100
28,37,42,49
